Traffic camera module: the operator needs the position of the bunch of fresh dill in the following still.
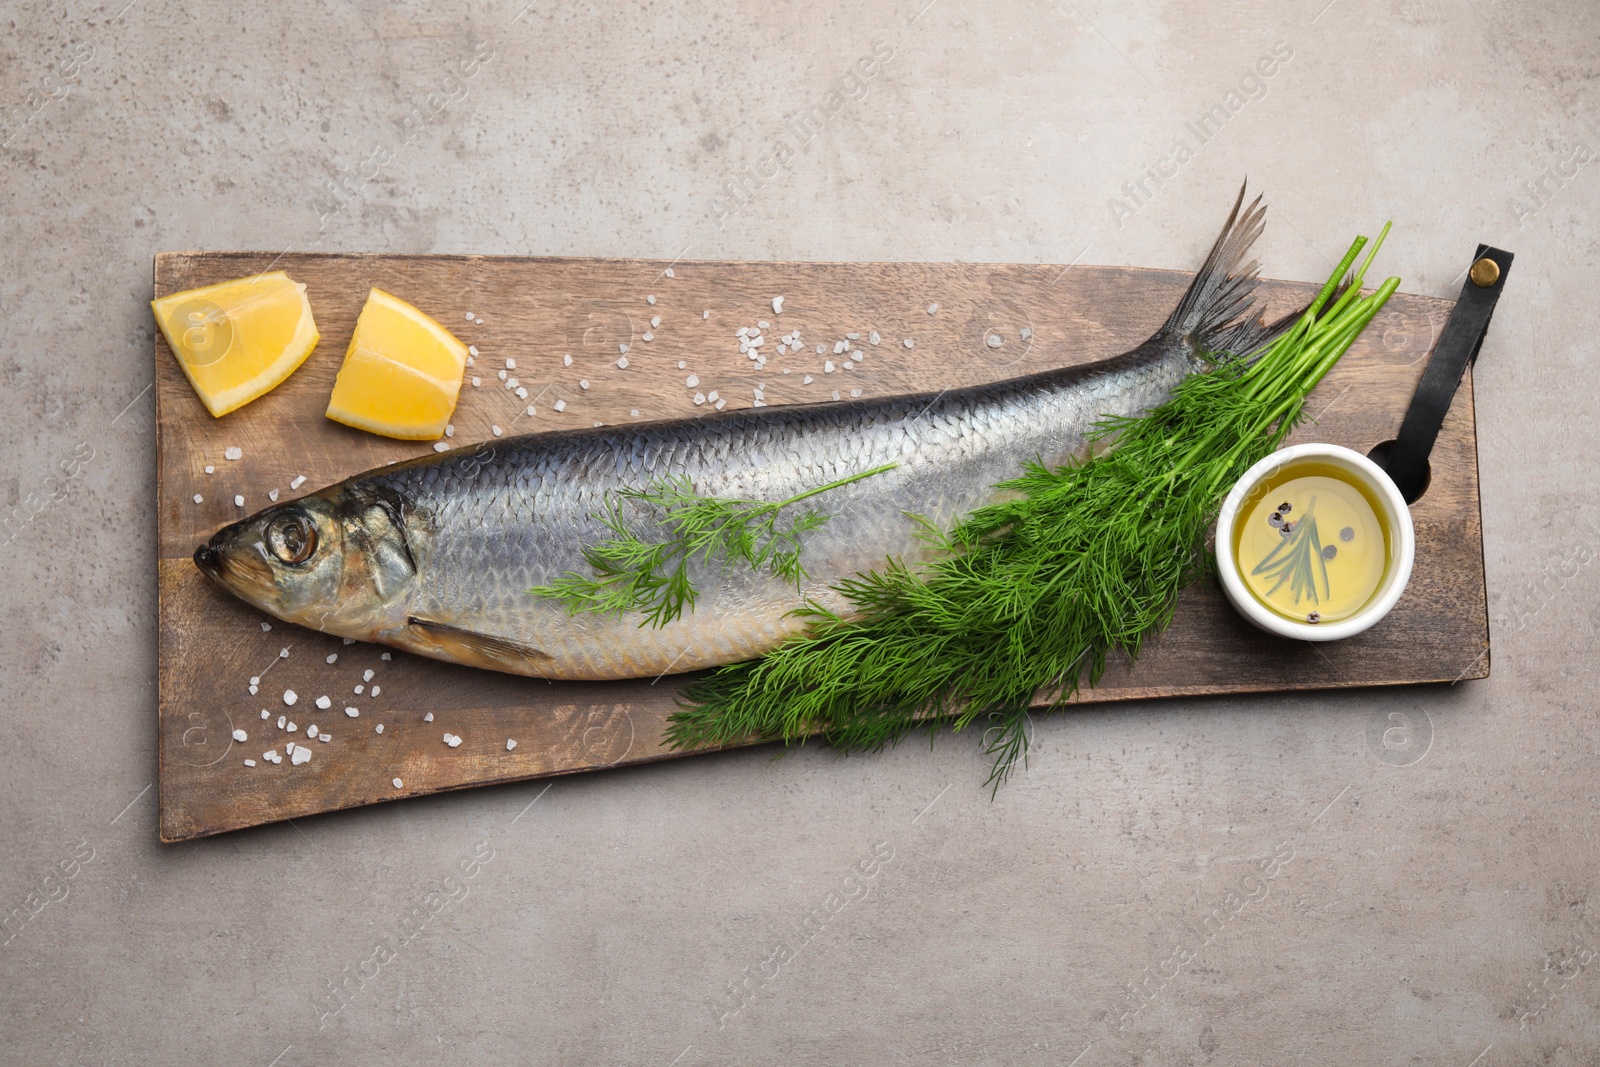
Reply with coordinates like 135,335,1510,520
666,228,1399,788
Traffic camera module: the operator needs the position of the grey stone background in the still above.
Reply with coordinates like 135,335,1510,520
2,0,1596,1063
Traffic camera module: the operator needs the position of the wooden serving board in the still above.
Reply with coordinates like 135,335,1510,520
155,252,1487,841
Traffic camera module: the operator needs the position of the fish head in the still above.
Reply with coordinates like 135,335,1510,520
193,484,419,637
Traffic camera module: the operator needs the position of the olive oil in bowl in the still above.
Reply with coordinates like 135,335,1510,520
1215,443,1415,641
1232,461,1390,624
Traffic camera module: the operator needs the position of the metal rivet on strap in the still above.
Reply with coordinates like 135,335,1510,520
1469,257,1501,288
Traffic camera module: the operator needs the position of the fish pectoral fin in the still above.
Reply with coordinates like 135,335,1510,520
406,616,552,674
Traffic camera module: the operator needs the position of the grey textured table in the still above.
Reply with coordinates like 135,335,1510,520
2,1,1596,1063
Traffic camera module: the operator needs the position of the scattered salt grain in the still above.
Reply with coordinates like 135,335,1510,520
234,494,244,507
831,390,841,401
707,390,719,402
870,331,881,345
224,446,242,460
393,777,403,788
833,340,846,354
268,489,280,502
666,267,675,278
1020,327,1032,340
280,648,289,658
375,723,384,734
526,405,537,416
904,338,914,348
987,334,1002,348
286,721,297,732
850,388,863,397
651,316,661,328
291,745,311,765
290,475,306,490
326,653,339,664
702,309,710,319
646,295,656,305
354,684,364,694
579,379,590,390
424,712,433,721
261,623,271,631
772,296,784,314
248,685,258,695
318,733,330,742
468,344,479,357
758,320,769,329
260,709,270,720
554,399,567,412
433,442,449,452
232,728,248,742
444,424,455,437
381,652,392,660
927,302,939,314
492,425,503,437
444,733,463,748
471,377,481,387
715,398,727,410
693,392,706,405
505,358,516,370
685,374,699,388
277,714,287,728
193,494,203,504
802,374,814,384
283,689,298,706
515,386,528,400
371,685,381,697
562,354,573,367
630,409,640,417
344,706,359,718
363,669,374,682
307,724,318,738
616,356,629,369
843,361,854,370
264,749,280,763
824,361,835,373
506,739,517,751
315,695,332,709
498,369,508,381
816,344,825,355
342,638,354,645
203,464,214,475
244,759,256,767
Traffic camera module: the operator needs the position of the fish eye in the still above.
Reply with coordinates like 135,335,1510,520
266,510,318,565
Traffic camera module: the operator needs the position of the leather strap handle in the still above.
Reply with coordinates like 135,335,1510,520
1378,244,1513,503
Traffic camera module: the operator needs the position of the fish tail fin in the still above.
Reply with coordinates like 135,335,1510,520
1159,180,1284,363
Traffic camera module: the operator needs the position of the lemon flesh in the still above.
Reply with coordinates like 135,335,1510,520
325,289,468,440
152,271,319,417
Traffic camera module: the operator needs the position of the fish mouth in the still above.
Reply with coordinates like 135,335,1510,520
193,541,223,579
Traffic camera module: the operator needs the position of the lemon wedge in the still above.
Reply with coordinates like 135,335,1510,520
152,271,319,417
325,289,468,440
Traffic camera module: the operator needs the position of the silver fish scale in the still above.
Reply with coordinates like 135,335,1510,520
359,343,1190,679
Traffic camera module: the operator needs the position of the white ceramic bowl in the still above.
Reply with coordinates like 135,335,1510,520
1215,443,1415,641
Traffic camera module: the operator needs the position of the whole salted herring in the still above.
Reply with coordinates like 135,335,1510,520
195,189,1290,681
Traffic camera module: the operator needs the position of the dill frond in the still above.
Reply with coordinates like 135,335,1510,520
671,227,1400,792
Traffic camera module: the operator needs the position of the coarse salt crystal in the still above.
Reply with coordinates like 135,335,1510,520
492,425,503,437
248,685,258,695
193,494,203,504
554,399,567,412
354,684,364,694
772,296,784,313
506,739,517,751
505,377,520,389
290,475,306,490
666,267,675,278
283,689,297,706
753,399,766,407
642,332,653,342
277,714,287,729
850,388,863,397
847,332,859,340
325,653,338,665
693,392,706,405
286,721,297,732
445,733,462,748
291,746,311,765
393,778,403,789
869,331,881,345
381,652,392,660
630,409,640,417
250,676,260,685
816,344,825,354
515,386,528,400
261,623,271,631
843,361,854,369
782,368,791,374
526,405,537,416
342,638,354,645
261,709,270,720
224,447,242,460
927,302,939,314
987,334,1002,348
204,465,214,474
833,341,846,354
424,712,433,721
268,489,279,501
1020,327,1033,339
562,354,573,367
904,338,914,348
737,326,749,337
617,356,629,369
505,358,516,370
280,647,289,658
307,724,319,738
685,374,699,388
469,344,479,356
345,706,359,718
651,316,661,328
758,320,769,329
363,669,374,682
234,494,244,507
433,442,449,452
375,723,384,734
498,369,508,381
315,695,331,709
318,734,329,742
824,361,835,373
579,379,590,390
646,295,656,305
244,759,256,767
802,374,814,384
232,728,247,742
264,749,279,762
831,389,841,400
715,398,726,409
707,390,719,402
471,377,481,387
445,424,455,437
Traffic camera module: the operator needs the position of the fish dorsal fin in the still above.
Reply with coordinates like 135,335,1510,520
407,616,551,674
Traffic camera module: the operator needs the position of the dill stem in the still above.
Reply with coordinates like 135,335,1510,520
769,462,899,511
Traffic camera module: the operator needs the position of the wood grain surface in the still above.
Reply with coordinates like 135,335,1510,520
154,252,1487,842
